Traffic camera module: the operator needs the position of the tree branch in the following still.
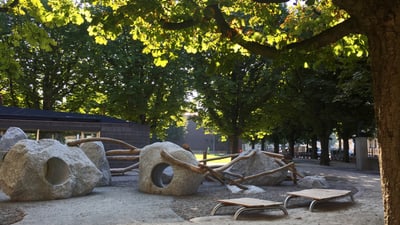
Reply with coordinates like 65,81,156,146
159,18,199,30
160,3,363,59
253,0,289,3
0,0,19,13
284,17,363,51
206,4,363,58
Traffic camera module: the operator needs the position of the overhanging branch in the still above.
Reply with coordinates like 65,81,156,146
160,3,363,59
0,0,19,13
284,18,362,51
160,18,198,30
253,0,289,3
206,4,363,58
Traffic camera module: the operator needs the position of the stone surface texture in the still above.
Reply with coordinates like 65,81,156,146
223,149,287,186
138,141,204,196
297,175,330,188
80,141,112,186
0,127,28,152
0,139,102,201
0,127,28,168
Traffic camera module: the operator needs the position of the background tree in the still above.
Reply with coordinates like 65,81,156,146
193,52,280,154
13,22,100,110
96,31,193,138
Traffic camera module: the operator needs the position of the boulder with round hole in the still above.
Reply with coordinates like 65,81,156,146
138,142,204,196
0,139,102,201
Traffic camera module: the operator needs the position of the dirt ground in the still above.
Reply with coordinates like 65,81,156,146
0,159,383,225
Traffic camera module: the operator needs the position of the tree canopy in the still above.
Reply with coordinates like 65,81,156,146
1,0,399,224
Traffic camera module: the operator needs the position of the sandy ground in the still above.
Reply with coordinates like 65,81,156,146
0,159,383,225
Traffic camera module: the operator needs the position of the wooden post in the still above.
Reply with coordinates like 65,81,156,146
202,148,208,165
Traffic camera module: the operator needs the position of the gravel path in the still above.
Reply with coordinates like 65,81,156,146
0,159,383,225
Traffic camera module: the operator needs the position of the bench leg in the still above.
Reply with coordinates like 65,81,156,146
233,206,288,220
309,194,355,212
210,202,225,216
349,194,354,202
279,205,289,215
284,195,294,208
309,200,318,212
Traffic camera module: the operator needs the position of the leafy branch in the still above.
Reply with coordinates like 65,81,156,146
160,1,363,58
0,0,19,13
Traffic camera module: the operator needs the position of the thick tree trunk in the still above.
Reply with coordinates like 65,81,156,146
273,141,279,153
288,138,295,158
367,6,400,224
228,134,240,154
319,135,330,166
261,137,266,151
311,136,318,159
343,138,350,163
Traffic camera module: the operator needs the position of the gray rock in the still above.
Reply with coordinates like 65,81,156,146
0,139,102,201
0,127,27,151
0,127,28,169
138,141,204,196
224,149,287,186
297,175,330,188
80,141,112,186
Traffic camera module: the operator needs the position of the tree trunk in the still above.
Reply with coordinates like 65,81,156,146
228,134,240,154
251,140,256,149
311,136,318,159
272,142,279,153
319,134,330,166
261,137,266,151
288,137,295,158
343,137,350,163
367,11,400,224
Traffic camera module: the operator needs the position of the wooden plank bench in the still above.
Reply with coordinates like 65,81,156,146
284,189,354,212
210,197,288,220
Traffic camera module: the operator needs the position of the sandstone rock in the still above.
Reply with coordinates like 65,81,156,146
80,141,112,186
297,175,330,188
0,139,102,201
224,149,287,186
139,141,204,196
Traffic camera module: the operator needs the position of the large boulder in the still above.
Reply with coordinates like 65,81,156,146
0,139,102,201
80,141,112,186
0,127,28,168
224,149,287,186
138,141,204,196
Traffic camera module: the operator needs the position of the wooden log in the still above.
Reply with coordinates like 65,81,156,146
106,149,140,156
106,155,139,161
198,153,239,163
263,151,285,159
274,158,304,180
110,162,140,175
160,149,206,174
199,164,248,190
214,151,256,172
67,137,138,150
233,162,295,183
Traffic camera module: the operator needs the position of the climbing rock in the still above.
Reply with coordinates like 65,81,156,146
224,150,287,186
138,141,204,196
0,139,102,201
297,175,330,189
80,141,112,186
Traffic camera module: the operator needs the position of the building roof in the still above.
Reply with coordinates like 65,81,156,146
0,106,128,123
